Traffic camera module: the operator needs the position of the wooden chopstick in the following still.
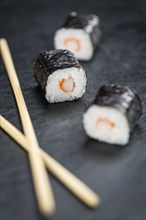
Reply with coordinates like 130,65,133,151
0,115,101,208
0,38,55,215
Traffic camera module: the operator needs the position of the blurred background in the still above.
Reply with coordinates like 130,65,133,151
0,0,146,220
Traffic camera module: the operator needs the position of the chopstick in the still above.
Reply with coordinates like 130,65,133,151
0,115,101,208
0,38,55,215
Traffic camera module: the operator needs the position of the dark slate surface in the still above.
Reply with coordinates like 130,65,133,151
0,0,146,220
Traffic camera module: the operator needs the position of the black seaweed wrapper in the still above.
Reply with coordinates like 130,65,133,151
33,49,82,90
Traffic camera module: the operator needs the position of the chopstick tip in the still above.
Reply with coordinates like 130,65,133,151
40,202,56,216
0,38,7,44
89,194,101,209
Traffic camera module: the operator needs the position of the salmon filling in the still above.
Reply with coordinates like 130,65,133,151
64,38,81,52
60,77,75,92
96,118,115,129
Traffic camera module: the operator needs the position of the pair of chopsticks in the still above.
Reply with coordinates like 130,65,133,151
0,38,100,215
0,38,55,215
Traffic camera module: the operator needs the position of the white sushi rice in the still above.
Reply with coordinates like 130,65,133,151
45,67,87,103
54,28,93,61
83,105,130,145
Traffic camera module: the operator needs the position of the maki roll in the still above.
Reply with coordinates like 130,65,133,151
54,12,101,61
33,49,87,103
83,85,142,145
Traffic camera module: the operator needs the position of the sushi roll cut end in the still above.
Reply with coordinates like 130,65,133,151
55,29,94,61
83,105,130,145
83,85,142,146
45,67,86,103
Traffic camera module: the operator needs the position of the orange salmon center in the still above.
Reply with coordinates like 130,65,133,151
96,118,115,128
64,38,81,52
60,77,75,92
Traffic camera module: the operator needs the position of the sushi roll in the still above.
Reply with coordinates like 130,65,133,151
54,12,101,61
33,49,87,103
83,85,142,145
